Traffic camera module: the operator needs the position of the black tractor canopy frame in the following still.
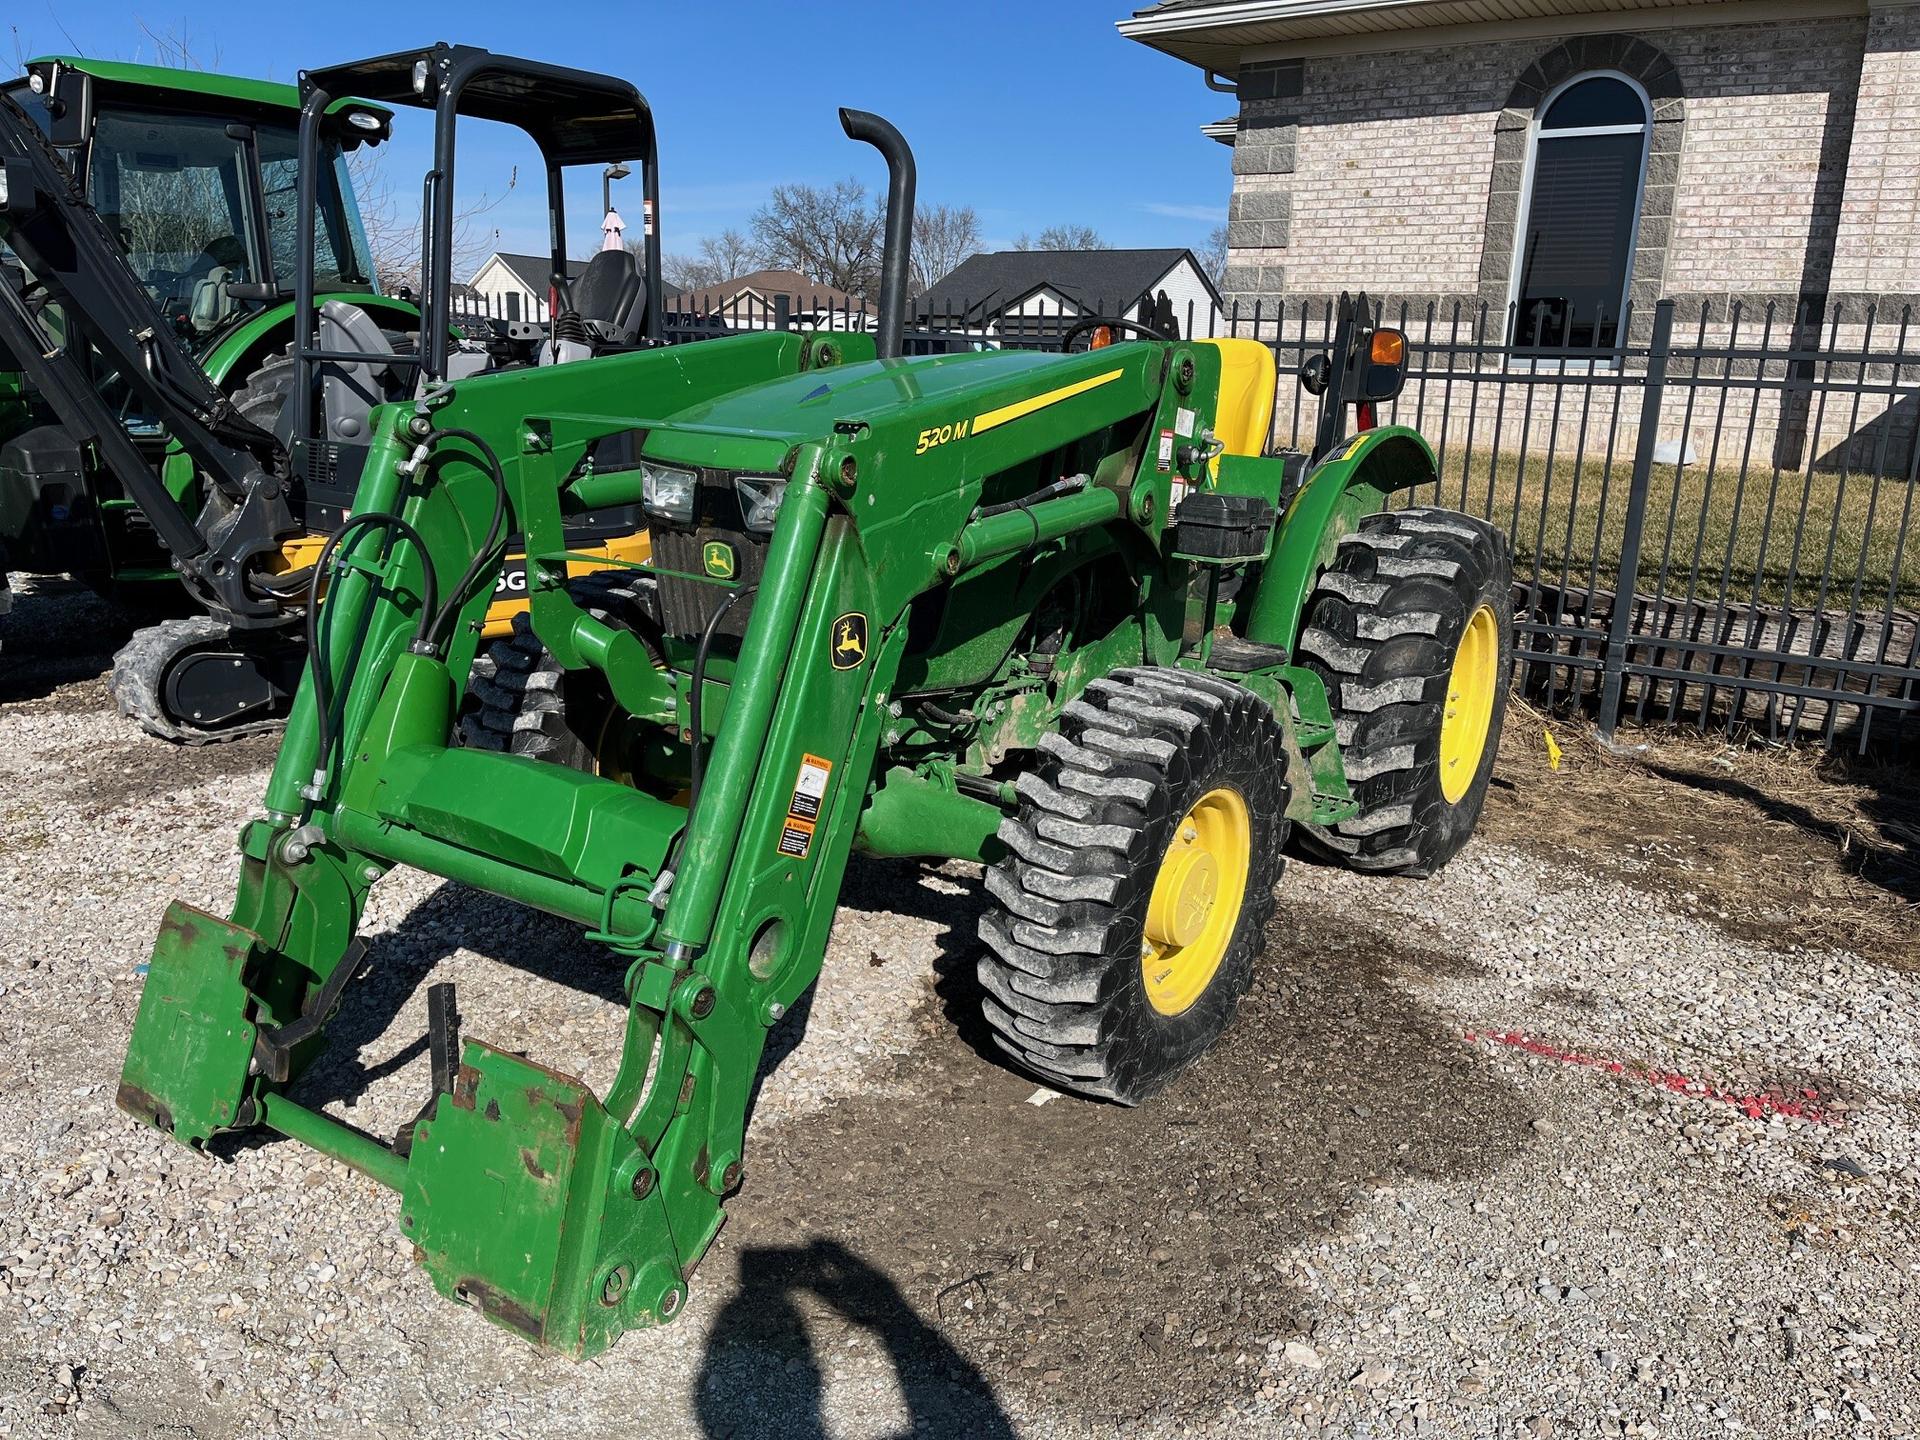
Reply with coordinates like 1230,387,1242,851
291,43,664,454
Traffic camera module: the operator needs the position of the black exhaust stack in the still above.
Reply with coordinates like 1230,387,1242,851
838,108,914,360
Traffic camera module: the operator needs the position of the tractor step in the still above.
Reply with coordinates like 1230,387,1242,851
1207,635,1291,672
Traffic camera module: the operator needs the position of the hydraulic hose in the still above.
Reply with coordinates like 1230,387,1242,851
303,511,437,795
653,583,757,902
300,427,508,804
687,585,758,815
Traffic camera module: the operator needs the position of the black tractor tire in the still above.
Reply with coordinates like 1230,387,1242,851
1294,506,1513,877
977,667,1289,1105
230,346,298,435
459,568,659,771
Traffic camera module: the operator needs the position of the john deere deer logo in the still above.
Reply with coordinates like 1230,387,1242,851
830,612,868,670
702,541,736,579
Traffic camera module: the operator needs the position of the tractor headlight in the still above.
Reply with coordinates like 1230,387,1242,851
640,462,698,525
733,475,787,535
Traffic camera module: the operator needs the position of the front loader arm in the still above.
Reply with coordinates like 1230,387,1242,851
120,330,906,1356
0,89,291,621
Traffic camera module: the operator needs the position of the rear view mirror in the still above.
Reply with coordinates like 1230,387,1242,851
41,66,93,150
1297,352,1330,396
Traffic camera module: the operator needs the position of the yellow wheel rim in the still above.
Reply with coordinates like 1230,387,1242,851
1141,787,1252,1017
1439,604,1500,804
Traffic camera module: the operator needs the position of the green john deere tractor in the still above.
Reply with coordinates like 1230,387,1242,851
0,56,410,717
119,98,1512,1357
0,52,657,738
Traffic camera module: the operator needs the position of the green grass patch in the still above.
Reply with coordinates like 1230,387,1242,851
1409,450,1920,612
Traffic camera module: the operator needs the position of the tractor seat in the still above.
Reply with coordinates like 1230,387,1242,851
541,250,645,368
1198,338,1278,460
575,249,645,341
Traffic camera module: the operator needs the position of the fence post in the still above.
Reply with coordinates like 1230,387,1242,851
1597,299,1674,738
774,294,791,333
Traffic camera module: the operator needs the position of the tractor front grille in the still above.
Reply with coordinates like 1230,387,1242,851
650,474,770,641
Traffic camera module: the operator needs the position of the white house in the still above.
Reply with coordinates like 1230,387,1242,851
914,249,1224,343
669,269,876,331
466,251,590,323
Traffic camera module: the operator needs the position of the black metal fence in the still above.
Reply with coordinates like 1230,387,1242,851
459,283,1920,751
1329,296,1920,754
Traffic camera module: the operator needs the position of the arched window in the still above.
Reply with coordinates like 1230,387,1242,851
1510,73,1651,350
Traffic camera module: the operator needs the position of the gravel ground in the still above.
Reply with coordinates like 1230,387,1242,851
1,573,1917,1439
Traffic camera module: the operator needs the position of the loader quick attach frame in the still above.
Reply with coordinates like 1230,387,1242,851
120,102,1438,1356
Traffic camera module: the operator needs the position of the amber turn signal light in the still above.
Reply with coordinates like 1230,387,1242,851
1369,328,1406,366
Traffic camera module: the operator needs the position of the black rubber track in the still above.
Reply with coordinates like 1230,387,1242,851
977,666,1289,1106
103,336,418,745
1294,505,1513,877
108,616,287,745
458,568,659,768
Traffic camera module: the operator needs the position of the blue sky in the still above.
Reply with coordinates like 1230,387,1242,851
9,1,1231,268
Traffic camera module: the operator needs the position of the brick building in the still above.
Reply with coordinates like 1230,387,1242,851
1119,0,1918,342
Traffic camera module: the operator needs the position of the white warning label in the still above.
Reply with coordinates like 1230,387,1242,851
776,753,835,858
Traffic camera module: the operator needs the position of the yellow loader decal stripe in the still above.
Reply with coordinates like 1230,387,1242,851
970,368,1124,436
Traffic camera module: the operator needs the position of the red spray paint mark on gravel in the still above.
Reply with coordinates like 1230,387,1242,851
1464,1029,1834,1125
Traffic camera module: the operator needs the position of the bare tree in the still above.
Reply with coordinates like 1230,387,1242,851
346,149,416,292
909,204,982,295
1202,223,1227,285
133,20,221,71
658,228,760,292
659,251,714,292
750,178,883,296
348,147,517,294
1014,224,1110,252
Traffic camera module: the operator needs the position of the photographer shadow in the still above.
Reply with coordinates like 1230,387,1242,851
694,1238,1015,1440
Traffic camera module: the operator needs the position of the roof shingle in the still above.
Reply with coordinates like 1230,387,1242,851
914,248,1202,323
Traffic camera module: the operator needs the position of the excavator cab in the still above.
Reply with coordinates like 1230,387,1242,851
0,57,391,592
41,67,383,338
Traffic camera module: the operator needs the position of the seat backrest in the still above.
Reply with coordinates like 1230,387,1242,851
569,250,644,344
1196,338,1277,460
190,266,236,332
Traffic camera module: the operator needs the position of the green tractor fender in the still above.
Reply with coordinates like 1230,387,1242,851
195,292,420,388
1240,424,1437,649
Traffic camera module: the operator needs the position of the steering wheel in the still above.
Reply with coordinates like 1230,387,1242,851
1058,316,1175,352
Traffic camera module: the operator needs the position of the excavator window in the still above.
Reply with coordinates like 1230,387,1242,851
87,107,255,325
